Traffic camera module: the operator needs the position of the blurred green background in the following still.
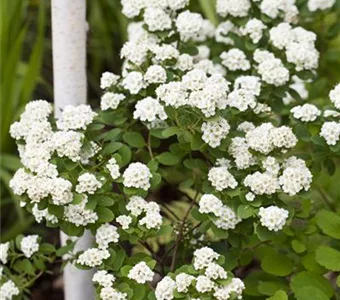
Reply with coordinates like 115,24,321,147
1,0,340,242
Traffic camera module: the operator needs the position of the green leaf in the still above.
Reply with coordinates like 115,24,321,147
266,290,288,300
102,142,123,155
39,243,56,254
315,246,340,271
237,205,254,219
291,239,306,254
294,287,329,300
56,241,76,257
156,152,180,166
261,253,294,276
162,127,181,138
316,210,340,239
92,195,115,207
121,265,132,276
123,132,146,148
96,207,115,223
118,144,132,166
290,271,333,299
13,259,35,275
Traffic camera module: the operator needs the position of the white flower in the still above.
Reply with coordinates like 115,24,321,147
123,162,152,190
193,246,219,270
291,104,321,122
286,42,319,71
64,195,98,226
128,261,155,284
320,121,340,145
308,0,335,11
216,0,251,17
32,204,58,224
199,194,223,215
329,83,340,110
139,208,163,229
144,65,167,84
208,166,238,191
151,44,179,62
75,173,102,194
121,0,144,18
100,287,127,300
215,21,236,45
9,168,32,196
100,72,119,89
126,196,147,216
77,248,110,267
56,105,97,131
101,92,125,110
0,280,20,300
227,89,257,112
116,215,132,229
20,235,39,258
246,192,255,202
106,158,120,180
122,71,146,94
0,242,10,264
134,97,167,122
175,54,194,71
52,130,83,162
176,10,204,41
205,262,227,280
155,276,176,300
201,117,230,148
182,69,207,91
220,49,250,71
259,206,289,231
168,0,189,10
279,157,312,195
95,223,119,249
195,275,215,293
234,76,262,96
50,177,73,205
175,273,195,293
270,126,297,149
213,205,242,230
244,172,278,195
269,22,293,49
240,18,266,43
92,270,115,287
156,82,188,108
257,57,290,86
144,8,172,32
214,278,245,300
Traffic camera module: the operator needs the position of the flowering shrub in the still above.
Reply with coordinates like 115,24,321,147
2,0,340,299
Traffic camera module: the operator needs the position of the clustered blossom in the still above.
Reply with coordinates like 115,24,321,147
0,280,20,300
155,247,244,300
0,242,10,264
20,235,39,258
208,165,238,191
75,173,103,194
101,92,126,110
259,206,289,231
95,223,120,249
106,158,120,180
133,97,167,122
93,270,116,287
128,262,155,284
122,162,153,190
291,104,321,122
123,196,163,230
77,248,110,268
201,117,230,148
199,194,241,230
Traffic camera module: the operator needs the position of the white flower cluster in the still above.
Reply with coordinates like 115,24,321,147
0,242,10,264
32,204,58,224
307,0,335,11
122,162,153,190
133,97,167,122
77,248,110,268
0,280,20,300
20,235,39,258
269,22,319,71
199,194,241,230
155,246,244,300
127,261,155,284
201,117,230,148
208,165,238,191
64,195,98,227
258,206,289,231
106,158,120,180
93,270,128,300
123,196,163,230
291,104,321,122
95,223,120,249
320,83,340,145
240,18,266,43
75,173,103,194
101,92,126,110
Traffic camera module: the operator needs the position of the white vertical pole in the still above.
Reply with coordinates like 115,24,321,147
51,0,94,299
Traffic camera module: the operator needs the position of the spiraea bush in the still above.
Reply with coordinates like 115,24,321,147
2,0,340,299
